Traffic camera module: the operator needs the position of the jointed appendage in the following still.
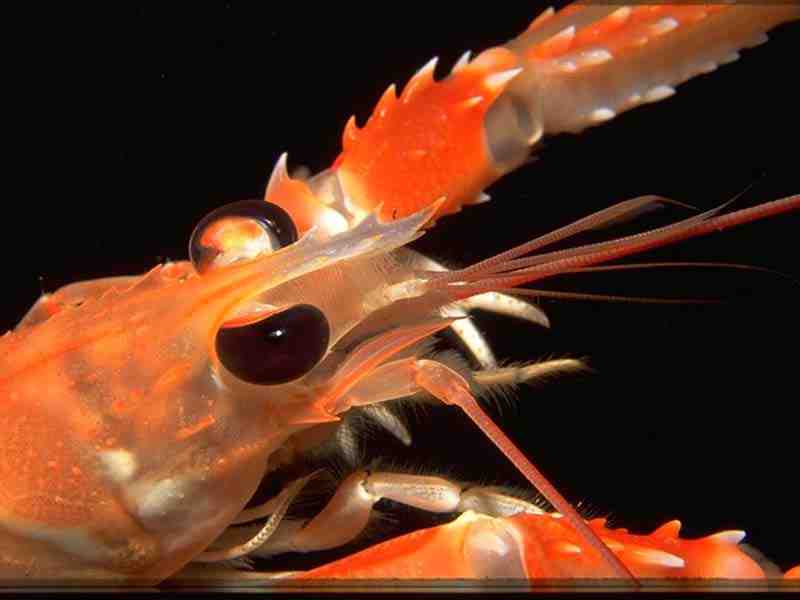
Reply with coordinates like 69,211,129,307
4,2,797,585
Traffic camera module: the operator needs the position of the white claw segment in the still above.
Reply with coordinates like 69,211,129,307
709,530,747,544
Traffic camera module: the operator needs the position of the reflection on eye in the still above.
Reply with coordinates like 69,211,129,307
215,304,330,385
190,199,298,273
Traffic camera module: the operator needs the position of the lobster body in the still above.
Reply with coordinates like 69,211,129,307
1,264,302,581
2,2,798,584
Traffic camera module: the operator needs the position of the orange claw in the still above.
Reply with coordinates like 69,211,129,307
786,565,800,579
334,47,521,224
294,511,769,581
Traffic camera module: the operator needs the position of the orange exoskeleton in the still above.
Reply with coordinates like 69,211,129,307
2,2,798,586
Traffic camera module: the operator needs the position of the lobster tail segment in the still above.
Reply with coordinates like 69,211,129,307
489,2,800,159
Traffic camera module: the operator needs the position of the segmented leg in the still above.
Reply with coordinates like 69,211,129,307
194,468,546,567
193,473,315,562
412,253,550,369
472,358,586,387
325,355,633,580
244,471,546,558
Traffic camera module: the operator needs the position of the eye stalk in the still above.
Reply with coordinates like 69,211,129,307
215,304,330,385
190,200,299,274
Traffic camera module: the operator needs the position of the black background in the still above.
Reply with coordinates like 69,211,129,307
6,2,799,575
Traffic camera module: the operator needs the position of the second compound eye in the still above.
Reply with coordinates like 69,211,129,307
190,200,299,274
216,304,330,386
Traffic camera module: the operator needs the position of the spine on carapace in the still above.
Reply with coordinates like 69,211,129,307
327,3,798,226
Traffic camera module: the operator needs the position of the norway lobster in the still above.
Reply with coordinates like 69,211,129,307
2,1,798,586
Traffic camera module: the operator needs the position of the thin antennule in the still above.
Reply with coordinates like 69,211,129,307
496,260,800,305
430,196,673,284
505,288,719,305
433,196,799,299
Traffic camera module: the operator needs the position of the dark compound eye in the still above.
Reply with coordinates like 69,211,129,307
190,200,298,274
216,304,330,385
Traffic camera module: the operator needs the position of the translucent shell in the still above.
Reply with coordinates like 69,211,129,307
189,199,298,274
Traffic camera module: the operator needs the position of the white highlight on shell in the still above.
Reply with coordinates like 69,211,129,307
609,6,632,23
589,107,616,123
136,477,187,521
461,96,485,109
317,208,350,236
484,68,523,93
554,541,582,555
578,49,613,67
601,537,624,552
98,449,138,483
415,56,439,79
698,61,718,74
720,52,740,65
644,85,676,103
549,25,576,47
452,50,472,73
630,547,686,568
747,33,769,48
469,529,512,556
557,59,578,73
650,17,679,36
529,6,555,30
